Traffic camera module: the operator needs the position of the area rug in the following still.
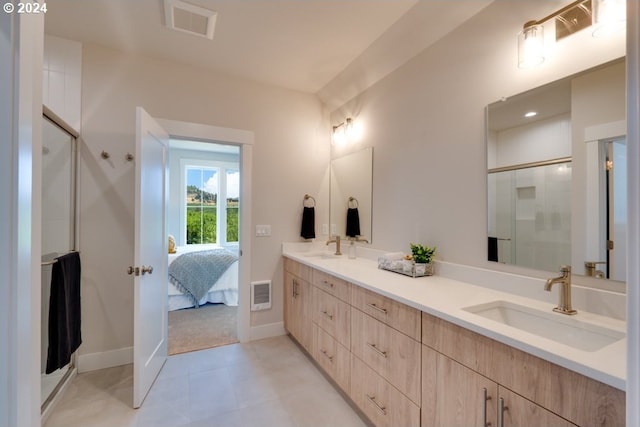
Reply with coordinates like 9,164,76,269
168,303,239,355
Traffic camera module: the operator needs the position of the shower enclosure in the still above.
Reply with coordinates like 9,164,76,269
40,106,79,415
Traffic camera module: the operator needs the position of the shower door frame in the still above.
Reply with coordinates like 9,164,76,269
40,105,80,418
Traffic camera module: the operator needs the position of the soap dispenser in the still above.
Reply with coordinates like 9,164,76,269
348,239,357,259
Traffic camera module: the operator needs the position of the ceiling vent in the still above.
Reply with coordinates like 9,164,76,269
164,0,217,40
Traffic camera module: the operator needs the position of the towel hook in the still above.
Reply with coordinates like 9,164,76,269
348,196,359,208
101,150,110,159
303,194,316,208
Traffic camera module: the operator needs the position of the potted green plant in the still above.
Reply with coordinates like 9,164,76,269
410,243,436,275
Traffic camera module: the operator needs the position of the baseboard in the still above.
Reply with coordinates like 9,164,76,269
77,346,133,373
249,321,286,341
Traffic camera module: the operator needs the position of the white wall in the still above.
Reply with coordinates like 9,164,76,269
77,43,329,363
43,35,81,131
329,0,625,280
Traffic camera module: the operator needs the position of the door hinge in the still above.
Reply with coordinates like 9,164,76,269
606,159,613,171
607,240,614,250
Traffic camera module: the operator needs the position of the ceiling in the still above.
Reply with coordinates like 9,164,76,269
44,0,492,96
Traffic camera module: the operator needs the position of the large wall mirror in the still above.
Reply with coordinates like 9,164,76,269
330,147,373,242
487,59,626,286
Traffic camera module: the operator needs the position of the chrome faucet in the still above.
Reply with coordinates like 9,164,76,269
326,235,342,255
544,265,577,315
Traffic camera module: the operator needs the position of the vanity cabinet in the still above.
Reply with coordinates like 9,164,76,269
351,285,421,341
351,355,420,427
312,269,351,302
283,259,313,352
284,257,624,427
422,312,625,427
351,308,421,404
422,345,576,427
313,287,350,347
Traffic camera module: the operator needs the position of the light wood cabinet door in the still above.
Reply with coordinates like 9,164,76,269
284,258,311,282
422,345,498,427
351,309,421,404
351,355,420,427
313,287,350,347
499,386,577,427
422,312,625,427
351,285,421,340
314,325,350,393
284,271,313,352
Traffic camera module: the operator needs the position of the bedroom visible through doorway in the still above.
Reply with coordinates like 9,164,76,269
166,139,241,355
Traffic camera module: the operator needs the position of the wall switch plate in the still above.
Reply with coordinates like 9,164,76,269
255,224,271,237
330,224,337,235
322,224,329,235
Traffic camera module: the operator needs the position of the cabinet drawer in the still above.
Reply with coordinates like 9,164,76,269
351,285,421,340
351,309,421,404
351,355,420,427
313,287,350,347
284,257,311,282
312,269,351,302
314,325,350,393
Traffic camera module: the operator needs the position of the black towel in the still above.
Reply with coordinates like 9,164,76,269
46,251,82,374
300,206,316,239
346,207,361,238
488,237,498,262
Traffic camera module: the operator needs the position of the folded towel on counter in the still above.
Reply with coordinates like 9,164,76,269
378,252,405,269
346,207,361,237
300,206,316,239
47,251,82,374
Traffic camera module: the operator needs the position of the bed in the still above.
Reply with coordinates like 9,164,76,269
168,245,239,311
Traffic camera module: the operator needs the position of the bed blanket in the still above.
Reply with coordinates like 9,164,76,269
168,248,238,307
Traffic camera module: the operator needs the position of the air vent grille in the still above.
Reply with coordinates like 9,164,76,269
251,281,272,311
164,0,217,40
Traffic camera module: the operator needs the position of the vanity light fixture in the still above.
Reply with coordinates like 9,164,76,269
332,117,353,145
592,0,626,37
517,0,625,69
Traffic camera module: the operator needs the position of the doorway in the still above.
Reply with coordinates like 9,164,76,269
156,117,253,348
601,137,627,281
166,139,241,354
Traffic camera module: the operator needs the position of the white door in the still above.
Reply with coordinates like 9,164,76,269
132,107,169,408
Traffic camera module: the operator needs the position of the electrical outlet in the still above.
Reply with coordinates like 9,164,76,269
322,224,329,235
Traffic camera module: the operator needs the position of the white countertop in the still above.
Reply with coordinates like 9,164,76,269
282,244,626,391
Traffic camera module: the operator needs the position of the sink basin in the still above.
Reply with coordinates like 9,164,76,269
463,300,625,352
300,252,342,260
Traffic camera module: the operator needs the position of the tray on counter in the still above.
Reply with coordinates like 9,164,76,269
378,263,434,278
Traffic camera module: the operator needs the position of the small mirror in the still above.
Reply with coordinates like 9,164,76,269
487,60,626,283
330,147,373,242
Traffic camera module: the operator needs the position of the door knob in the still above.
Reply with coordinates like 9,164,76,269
141,265,154,275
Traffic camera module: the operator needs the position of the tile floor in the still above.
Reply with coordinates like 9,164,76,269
43,335,368,427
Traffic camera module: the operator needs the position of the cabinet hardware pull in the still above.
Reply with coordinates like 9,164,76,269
322,280,335,288
367,303,388,315
367,342,388,358
292,279,299,298
498,398,507,427
482,387,492,427
320,349,333,362
321,310,334,320
366,394,387,415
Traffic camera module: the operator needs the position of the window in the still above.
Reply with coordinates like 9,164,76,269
186,167,218,244
184,164,239,246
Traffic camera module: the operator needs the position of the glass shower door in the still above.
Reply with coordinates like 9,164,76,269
41,112,77,409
